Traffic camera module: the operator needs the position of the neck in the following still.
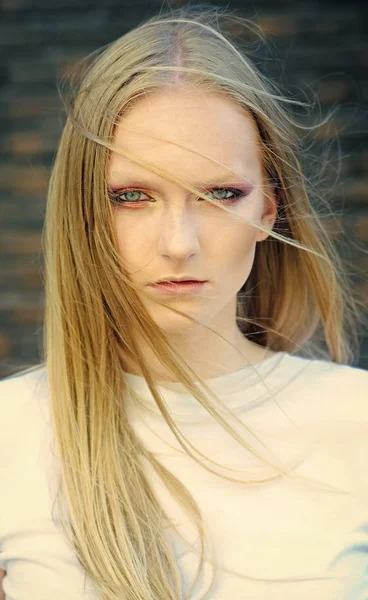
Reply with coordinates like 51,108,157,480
121,323,274,383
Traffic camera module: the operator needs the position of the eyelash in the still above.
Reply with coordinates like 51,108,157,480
108,187,246,207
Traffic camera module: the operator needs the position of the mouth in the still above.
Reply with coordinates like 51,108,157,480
147,280,207,295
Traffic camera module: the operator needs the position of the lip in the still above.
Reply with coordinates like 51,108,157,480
147,281,207,295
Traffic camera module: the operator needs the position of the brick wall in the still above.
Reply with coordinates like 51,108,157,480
1,0,367,378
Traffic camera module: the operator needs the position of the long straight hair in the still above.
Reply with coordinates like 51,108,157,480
18,5,366,599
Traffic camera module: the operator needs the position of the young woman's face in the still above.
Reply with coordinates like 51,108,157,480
107,89,276,334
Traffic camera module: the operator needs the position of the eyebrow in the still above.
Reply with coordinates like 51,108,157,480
107,172,254,191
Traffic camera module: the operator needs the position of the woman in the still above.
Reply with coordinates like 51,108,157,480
0,5,367,600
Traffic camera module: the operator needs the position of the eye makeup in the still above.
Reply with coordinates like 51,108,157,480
107,184,254,208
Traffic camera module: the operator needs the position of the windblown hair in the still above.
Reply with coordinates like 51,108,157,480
16,4,366,599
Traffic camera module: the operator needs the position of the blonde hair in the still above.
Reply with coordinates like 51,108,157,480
15,4,367,599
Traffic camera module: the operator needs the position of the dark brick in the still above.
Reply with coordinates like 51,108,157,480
19,268,44,289
0,200,45,227
11,59,58,84
343,179,368,205
316,80,351,104
0,266,43,289
258,15,298,37
0,232,42,256
0,164,49,196
8,93,61,119
9,132,48,157
0,24,42,47
0,65,10,88
355,217,368,242
0,332,11,358
315,120,342,140
11,304,44,324
1,0,29,10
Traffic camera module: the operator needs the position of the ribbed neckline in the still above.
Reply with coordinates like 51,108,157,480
123,351,292,422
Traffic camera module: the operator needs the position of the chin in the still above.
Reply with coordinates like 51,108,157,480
150,308,204,333
156,317,198,334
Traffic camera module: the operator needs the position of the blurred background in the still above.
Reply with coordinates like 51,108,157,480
0,0,367,379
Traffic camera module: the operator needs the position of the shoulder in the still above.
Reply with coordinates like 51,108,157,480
284,352,368,383
310,358,367,411
277,354,368,456
278,355,368,503
0,365,48,411
0,366,50,457
309,356,368,384
282,354,368,417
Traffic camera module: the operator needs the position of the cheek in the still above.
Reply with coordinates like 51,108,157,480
231,236,257,276
210,218,258,267
114,217,150,260
224,234,257,291
114,220,141,273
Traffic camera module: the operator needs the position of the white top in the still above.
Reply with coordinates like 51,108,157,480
0,351,368,599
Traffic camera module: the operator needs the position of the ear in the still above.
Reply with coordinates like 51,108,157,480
256,185,278,243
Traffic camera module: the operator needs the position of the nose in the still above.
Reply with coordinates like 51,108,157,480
156,202,200,263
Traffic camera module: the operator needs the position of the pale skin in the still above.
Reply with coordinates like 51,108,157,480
108,88,278,382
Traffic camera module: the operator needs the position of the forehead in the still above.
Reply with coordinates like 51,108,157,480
108,91,261,183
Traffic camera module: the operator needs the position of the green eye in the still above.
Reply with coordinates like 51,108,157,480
207,188,244,202
108,186,246,207
109,190,151,204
